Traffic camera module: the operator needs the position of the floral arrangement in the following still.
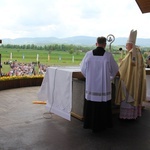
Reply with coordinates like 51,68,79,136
0,75,44,81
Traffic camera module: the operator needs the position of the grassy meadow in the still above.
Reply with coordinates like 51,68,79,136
0,47,122,74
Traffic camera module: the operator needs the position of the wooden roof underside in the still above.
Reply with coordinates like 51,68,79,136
136,0,150,13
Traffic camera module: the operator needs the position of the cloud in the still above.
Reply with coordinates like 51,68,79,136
0,0,150,39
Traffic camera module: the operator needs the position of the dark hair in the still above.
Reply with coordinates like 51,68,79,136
97,37,106,44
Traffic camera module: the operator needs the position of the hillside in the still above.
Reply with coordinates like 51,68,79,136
1,36,150,47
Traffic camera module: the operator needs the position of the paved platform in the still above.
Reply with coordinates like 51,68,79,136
0,87,150,150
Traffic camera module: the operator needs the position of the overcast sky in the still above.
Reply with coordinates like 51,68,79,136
0,0,150,39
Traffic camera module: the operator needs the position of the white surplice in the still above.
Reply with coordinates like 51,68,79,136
80,50,118,102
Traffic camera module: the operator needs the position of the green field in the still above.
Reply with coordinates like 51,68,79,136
0,48,123,74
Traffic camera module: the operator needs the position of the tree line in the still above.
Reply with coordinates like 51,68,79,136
0,44,95,52
1,43,150,55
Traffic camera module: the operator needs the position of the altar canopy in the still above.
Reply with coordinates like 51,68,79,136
38,66,81,121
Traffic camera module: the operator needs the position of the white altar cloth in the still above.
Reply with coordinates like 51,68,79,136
38,66,81,121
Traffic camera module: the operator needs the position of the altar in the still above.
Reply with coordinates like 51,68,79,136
37,66,85,121
38,67,150,121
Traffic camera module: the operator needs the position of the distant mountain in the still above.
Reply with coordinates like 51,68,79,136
114,37,150,47
1,36,150,47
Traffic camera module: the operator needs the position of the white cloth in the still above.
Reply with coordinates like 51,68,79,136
38,66,81,121
80,50,118,102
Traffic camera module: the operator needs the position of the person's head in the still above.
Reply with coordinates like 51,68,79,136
126,42,133,51
96,36,106,48
126,29,137,51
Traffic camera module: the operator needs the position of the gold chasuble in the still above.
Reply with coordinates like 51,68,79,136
115,48,146,107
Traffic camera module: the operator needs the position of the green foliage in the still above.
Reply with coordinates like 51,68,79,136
1,43,94,52
69,49,74,54
143,53,148,59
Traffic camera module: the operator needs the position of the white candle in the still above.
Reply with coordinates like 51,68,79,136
10,53,12,59
36,54,39,62
72,55,74,62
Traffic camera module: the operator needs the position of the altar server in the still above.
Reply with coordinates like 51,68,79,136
115,29,146,119
80,36,118,133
